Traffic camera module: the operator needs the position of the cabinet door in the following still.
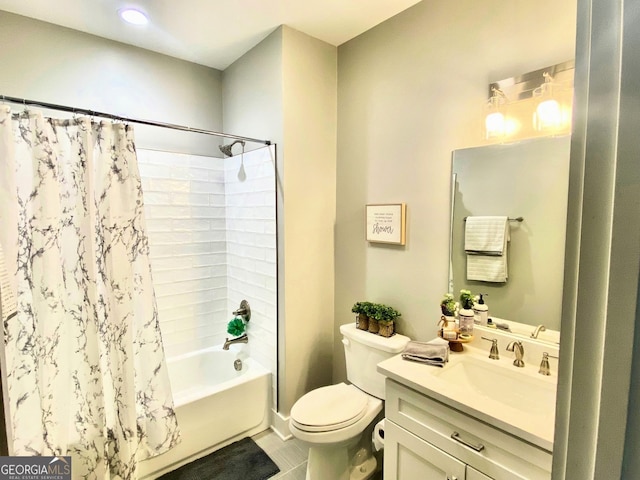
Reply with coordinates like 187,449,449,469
467,466,494,480
385,420,466,480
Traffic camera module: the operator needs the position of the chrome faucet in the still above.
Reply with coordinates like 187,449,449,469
530,324,546,339
223,333,248,350
506,341,525,367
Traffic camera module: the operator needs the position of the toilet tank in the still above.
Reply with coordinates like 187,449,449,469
340,323,410,400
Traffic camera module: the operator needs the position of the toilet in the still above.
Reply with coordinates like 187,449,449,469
289,322,410,480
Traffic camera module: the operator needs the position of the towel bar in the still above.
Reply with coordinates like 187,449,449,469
463,216,523,222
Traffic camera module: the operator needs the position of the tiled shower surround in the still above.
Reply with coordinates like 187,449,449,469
137,146,277,389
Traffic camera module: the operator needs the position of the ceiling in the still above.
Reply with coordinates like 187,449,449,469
0,0,422,70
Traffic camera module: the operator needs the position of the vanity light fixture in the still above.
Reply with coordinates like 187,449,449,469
118,8,149,26
483,60,574,143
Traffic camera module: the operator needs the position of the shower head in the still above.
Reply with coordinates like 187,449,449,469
219,140,245,157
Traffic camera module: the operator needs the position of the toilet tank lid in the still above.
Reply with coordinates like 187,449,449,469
340,323,410,353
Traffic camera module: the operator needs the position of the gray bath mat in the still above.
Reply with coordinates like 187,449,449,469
158,437,280,480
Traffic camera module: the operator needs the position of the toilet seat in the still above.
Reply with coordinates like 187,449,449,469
290,383,369,433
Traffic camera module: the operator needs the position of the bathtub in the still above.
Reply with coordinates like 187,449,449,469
139,345,272,479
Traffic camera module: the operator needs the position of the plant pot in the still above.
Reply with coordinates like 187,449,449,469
356,313,369,330
368,318,380,334
378,321,394,337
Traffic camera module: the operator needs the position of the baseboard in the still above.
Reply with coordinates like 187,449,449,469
270,409,292,440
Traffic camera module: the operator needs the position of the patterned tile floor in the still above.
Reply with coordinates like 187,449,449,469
252,430,308,480
252,429,383,480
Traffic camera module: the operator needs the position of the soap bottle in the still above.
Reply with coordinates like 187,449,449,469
473,294,489,326
458,307,474,335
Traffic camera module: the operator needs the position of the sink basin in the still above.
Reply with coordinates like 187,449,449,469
432,355,556,416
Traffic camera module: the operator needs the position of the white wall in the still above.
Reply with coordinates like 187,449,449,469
0,11,223,156
334,0,577,382
223,27,337,417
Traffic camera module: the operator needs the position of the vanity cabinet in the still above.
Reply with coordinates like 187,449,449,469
383,379,552,480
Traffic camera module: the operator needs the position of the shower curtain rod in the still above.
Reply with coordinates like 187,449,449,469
1,94,271,146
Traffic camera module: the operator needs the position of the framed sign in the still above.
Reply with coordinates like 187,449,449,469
366,203,406,245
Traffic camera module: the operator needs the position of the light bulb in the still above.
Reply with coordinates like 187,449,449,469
483,87,508,140
119,8,149,26
485,112,505,139
534,99,561,131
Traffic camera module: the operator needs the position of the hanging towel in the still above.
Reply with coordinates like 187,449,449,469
465,216,510,283
402,338,450,367
464,216,509,255
467,253,509,283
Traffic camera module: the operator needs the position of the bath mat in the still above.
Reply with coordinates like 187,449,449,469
158,437,280,480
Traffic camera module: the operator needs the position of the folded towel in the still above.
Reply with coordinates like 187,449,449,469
402,339,449,367
464,216,509,255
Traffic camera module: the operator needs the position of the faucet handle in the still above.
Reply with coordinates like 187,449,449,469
539,352,559,376
481,336,500,360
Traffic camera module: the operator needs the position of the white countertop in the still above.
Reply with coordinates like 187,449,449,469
377,345,557,452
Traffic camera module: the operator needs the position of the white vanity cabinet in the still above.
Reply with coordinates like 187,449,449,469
383,378,552,480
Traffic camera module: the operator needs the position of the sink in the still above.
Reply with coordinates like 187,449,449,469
432,355,556,416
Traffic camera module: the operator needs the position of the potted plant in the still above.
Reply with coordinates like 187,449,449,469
367,303,382,334
351,301,372,330
376,305,401,337
440,293,456,317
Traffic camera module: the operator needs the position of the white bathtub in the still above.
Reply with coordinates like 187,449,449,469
139,345,272,479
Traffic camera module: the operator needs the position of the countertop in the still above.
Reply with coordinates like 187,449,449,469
377,346,557,452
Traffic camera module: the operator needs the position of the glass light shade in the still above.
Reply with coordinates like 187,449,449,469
532,72,570,133
483,88,508,140
485,112,505,139
534,99,562,131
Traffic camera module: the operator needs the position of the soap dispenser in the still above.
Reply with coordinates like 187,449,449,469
473,294,489,326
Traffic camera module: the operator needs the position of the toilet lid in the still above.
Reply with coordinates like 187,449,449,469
291,383,369,433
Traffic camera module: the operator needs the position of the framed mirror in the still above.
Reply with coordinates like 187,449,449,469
449,136,571,330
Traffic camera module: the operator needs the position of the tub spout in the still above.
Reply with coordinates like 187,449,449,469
223,334,248,350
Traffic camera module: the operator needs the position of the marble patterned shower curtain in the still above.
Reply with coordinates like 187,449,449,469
0,107,180,479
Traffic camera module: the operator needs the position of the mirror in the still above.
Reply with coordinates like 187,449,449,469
449,136,571,331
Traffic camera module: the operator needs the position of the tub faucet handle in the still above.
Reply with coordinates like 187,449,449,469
232,299,251,321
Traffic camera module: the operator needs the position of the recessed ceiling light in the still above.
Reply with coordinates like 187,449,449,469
118,8,149,26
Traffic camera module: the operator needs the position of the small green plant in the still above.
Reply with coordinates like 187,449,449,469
351,301,373,316
440,293,456,316
372,304,401,324
227,317,246,337
459,289,474,310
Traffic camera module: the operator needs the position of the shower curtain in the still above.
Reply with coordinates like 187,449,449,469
0,107,180,479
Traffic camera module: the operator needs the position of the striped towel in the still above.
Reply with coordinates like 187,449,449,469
464,216,509,254
465,216,509,282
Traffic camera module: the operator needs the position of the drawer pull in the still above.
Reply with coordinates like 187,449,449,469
451,431,485,452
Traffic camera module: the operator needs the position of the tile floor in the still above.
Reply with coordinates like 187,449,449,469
252,429,308,480
253,428,383,480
